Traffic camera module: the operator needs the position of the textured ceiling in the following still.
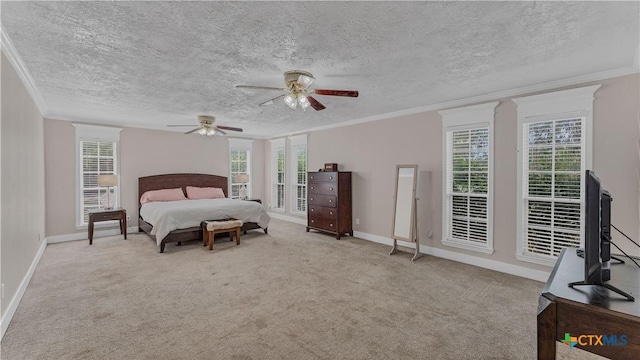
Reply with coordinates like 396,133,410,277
2,1,639,137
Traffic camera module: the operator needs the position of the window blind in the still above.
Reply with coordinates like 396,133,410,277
293,145,307,212
523,118,584,257
80,140,116,224
230,148,250,199
274,149,285,209
446,126,489,245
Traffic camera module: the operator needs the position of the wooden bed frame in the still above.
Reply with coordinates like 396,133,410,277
138,173,266,253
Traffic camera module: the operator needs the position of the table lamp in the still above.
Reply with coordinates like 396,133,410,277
98,174,118,209
236,174,249,200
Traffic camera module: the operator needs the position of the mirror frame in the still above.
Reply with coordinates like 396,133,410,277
391,164,418,242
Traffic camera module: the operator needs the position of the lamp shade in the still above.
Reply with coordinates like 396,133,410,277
236,174,249,183
98,175,118,187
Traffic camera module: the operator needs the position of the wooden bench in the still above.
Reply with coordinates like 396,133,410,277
202,219,243,250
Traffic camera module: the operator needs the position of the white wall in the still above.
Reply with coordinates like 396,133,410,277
264,74,640,274
0,52,46,319
44,120,265,237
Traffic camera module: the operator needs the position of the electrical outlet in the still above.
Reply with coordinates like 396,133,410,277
126,215,131,221
427,231,433,238
1,283,4,299
356,218,360,225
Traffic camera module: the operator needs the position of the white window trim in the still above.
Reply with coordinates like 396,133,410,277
513,85,599,266
73,123,123,229
289,135,308,216
228,138,253,199
440,102,497,254
270,138,286,212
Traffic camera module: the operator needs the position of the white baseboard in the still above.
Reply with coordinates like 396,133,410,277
423,245,549,282
248,209,549,281
353,231,549,282
267,211,307,226
1,238,47,339
46,226,140,244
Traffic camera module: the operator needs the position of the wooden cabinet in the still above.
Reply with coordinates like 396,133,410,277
306,171,352,239
88,208,127,245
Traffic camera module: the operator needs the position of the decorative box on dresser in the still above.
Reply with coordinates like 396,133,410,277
306,171,353,239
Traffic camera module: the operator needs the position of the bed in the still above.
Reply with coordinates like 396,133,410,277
138,173,269,253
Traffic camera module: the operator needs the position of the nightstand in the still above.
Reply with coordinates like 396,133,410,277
88,208,127,245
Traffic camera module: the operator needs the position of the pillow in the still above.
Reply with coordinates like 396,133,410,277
186,186,226,200
140,188,186,205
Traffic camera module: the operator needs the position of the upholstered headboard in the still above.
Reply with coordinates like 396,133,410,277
138,173,228,207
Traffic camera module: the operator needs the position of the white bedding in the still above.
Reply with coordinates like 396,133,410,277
140,198,270,245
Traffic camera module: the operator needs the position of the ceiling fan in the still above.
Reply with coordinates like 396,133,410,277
167,115,243,136
236,70,359,111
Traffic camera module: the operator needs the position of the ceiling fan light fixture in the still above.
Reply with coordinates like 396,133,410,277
237,70,357,112
298,75,314,89
169,115,243,136
284,94,297,109
298,94,310,110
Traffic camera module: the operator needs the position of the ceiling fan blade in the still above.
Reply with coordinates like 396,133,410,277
259,94,286,106
184,127,201,134
217,125,243,132
236,85,287,91
215,128,227,135
167,124,197,127
314,89,359,97
307,96,326,111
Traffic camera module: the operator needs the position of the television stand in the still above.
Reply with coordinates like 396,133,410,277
539,248,640,359
568,280,635,301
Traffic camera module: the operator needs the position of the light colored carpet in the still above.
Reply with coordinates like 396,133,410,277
2,219,600,359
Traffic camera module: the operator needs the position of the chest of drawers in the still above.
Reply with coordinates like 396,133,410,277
306,171,352,239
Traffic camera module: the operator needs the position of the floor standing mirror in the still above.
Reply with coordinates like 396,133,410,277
389,164,420,261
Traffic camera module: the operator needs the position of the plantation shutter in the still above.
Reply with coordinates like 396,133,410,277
270,138,286,211
80,140,117,224
293,145,307,212
523,118,584,257
229,139,253,200
276,149,286,208
445,125,489,245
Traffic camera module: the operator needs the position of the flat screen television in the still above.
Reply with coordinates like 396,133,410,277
569,170,634,301
583,170,609,283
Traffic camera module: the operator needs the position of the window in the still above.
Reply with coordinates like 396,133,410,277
289,135,308,214
271,138,286,211
74,124,122,227
228,139,253,199
513,85,599,265
440,102,497,254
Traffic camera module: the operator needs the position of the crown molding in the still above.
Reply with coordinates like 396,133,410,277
267,65,639,140
1,26,47,115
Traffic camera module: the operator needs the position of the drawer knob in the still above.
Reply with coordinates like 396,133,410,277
311,186,314,190
329,199,332,203
329,187,333,191
311,209,314,212
329,176,333,180
330,223,333,227
311,220,314,223
330,211,333,215
310,197,314,201
310,176,314,179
